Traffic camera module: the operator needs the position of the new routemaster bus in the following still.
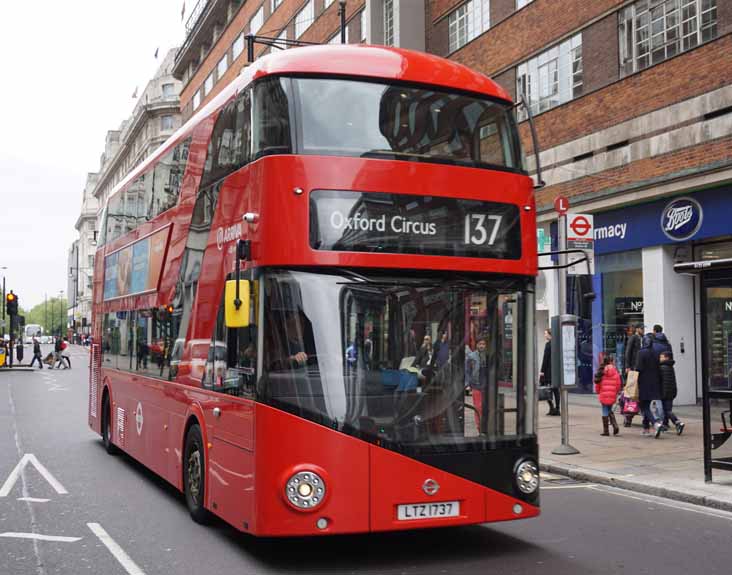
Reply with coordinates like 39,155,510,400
89,44,540,537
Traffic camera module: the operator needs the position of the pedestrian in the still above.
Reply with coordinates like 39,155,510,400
636,334,664,438
29,338,43,369
659,351,685,435
625,324,643,374
622,323,643,427
61,337,72,369
539,329,559,416
594,355,622,436
651,324,673,358
16,339,24,364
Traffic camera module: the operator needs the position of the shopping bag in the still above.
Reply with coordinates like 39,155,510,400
538,386,552,401
623,399,639,414
624,370,639,400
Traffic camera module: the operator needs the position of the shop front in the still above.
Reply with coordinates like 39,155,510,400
590,186,732,405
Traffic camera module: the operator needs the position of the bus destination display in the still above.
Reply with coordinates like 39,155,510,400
310,190,521,259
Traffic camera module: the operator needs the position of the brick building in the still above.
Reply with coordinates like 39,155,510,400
428,0,732,402
172,0,426,120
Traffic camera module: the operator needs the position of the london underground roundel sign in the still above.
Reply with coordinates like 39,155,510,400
661,196,703,241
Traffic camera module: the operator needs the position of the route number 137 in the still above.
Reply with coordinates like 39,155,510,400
464,214,503,246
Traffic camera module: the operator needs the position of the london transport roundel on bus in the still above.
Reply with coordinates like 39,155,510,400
660,196,703,241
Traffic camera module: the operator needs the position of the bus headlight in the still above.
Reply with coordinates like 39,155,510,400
515,460,539,495
285,471,326,510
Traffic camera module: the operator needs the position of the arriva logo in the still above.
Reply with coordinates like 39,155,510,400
661,197,702,241
216,221,243,250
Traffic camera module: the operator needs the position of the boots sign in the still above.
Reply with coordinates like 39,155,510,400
566,213,595,275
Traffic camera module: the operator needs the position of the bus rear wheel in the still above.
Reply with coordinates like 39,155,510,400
101,395,118,455
184,424,211,524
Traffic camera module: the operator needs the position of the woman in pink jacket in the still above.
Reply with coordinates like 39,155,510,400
594,355,622,436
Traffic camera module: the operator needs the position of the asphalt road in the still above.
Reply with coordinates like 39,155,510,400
1,346,730,575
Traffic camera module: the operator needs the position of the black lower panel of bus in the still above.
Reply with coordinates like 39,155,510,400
413,438,539,505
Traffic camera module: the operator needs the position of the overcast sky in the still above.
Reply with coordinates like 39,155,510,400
0,1,185,309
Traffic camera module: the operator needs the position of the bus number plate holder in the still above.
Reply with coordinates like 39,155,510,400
397,501,460,520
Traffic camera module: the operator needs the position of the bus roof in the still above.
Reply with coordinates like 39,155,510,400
245,44,512,102
106,44,512,211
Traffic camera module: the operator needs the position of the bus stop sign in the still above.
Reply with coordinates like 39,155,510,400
554,196,569,215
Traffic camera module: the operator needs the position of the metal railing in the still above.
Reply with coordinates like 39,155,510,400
185,0,210,34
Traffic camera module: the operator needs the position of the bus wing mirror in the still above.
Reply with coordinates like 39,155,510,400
225,280,250,328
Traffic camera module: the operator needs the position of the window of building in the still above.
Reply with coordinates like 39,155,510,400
217,55,228,80
162,83,175,98
250,5,264,33
516,0,533,8
295,0,314,38
272,0,283,12
233,33,244,60
193,90,201,110
361,9,367,42
619,0,717,76
329,25,349,44
161,115,175,131
448,0,490,53
204,73,214,96
277,27,288,47
384,0,394,45
516,33,583,119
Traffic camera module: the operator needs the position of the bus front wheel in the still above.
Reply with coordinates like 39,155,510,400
183,424,211,524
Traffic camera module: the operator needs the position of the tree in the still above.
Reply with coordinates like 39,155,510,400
19,297,69,336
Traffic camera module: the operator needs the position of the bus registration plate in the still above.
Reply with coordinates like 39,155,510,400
397,501,460,520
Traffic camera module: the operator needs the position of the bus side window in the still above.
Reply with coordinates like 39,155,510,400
204,284,257,397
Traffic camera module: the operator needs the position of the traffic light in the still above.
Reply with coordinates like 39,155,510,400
6,292,18,316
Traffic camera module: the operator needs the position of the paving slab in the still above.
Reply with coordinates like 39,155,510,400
538,394,732,511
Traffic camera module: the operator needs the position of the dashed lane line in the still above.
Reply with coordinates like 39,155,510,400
0,532,82,543
17,497,50,503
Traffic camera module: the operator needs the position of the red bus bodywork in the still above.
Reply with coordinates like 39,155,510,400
89,45,539,536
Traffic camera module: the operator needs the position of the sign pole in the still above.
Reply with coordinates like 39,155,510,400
552,212,580,455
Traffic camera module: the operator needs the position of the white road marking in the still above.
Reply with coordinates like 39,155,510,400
0,454,68,497
587,485,732,521
542,484,598,490
0,532,82,543
87,523,147,575
17,497,50,503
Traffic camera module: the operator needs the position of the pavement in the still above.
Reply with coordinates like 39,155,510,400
539,393,732,511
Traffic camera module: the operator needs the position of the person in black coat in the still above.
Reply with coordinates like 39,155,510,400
29,338,43,369
659,352,685,435
624,324,643,373
539,329,559,416
651,324,673,359
636,334,664,437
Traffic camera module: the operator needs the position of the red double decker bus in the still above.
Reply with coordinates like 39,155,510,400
89,44,539,537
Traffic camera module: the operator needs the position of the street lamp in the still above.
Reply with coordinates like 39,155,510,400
1,266,7,324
